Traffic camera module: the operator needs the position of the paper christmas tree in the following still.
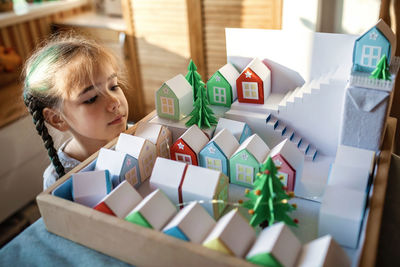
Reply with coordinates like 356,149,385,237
185,80,218,129
240,157,298,228
185,59,204,102
369,54,391,81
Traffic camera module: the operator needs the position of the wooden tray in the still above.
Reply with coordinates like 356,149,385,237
36,112,396,267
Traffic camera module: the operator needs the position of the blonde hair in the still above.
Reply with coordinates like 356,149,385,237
23,33,127,179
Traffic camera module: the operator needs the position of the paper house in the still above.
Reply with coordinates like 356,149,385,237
125,189,177,230
334,145,375,175
269,138,304,192
296,235,351,267
206,63,240,107
352,19,396,73
170,125,209,165
236,58,271,104
182,165,229,219
246,222,301,267
214,117,252,144
339,84,390,152
155,74,193,121
95,148,140,188
203,209,256,257
163,202,216,243
116,133,157,182
328,163,370,192
72,170,112,208
199,128,239,177
135,122,172,159
229,134,270,187
94,181,143,218
318,185,366,248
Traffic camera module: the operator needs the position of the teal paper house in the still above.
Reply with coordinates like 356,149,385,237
229,134,270,187
206,63,239,107
155,74,193,121
199,128,239,177
353,19,396,73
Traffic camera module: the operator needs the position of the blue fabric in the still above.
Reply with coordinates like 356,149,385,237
0,219,133,267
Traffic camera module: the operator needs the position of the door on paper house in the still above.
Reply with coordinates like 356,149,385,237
199,142,229,176
170,139,198,165
207,71,233,107
229,150,260,187
236,68,264,104
156,84,179,120
272,154,296,192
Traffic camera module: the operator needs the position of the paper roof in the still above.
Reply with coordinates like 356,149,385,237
180,125,209,154
233,134,270,163
150,157,186,188
244,58,270,81
219,63,240,99
116,133,147,159
215,118,247,141
209,128,239,158
165,74,193,99
135,123,163,144
269,138,304,171
182,165,221,200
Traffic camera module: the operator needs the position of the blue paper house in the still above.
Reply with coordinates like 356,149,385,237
353,19,396,73
199,128,239,177
214,118,252,144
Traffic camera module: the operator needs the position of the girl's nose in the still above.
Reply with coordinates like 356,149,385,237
107,94,120,112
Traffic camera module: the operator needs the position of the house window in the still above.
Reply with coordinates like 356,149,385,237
125,166,138,186
159,139,169,158
205,157,222,172
242,82,258,99
236,163,254,184
175,153,192,164
160,97,174,115
213,87,226,104
143,153,155,178
361,45,381,68
277,172,288,187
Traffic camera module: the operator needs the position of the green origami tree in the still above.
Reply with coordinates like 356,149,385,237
185,81,218,129
240,157,298,228
370,54,391,81
185,59,204,102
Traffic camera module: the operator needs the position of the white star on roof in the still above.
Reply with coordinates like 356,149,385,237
208,146,216,154
242,153,248,160
369,31,378,41
245,71,252,78
163,87,169,94
177,142,185,150
215,75,221,82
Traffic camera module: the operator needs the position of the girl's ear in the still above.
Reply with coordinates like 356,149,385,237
43,107,69,132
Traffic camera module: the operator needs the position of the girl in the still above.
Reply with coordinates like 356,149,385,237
23,34,129,190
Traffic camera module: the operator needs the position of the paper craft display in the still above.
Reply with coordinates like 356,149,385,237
134,123,172,159
116,133,157,182
170,125,209,165
318,185,366,248
352,19,396,73
155,74,193,121
203,209,256,257
163,202,216,243
95,148,140,188
236,58,271,104
214,118,252,144
296,235,351,267
229,134,270,187
328,163,370,192
207,63,240,107
334,145,375,175
72,170,112,208
125,189,177,230
246,222,301,267
94,181,143,218
199,128,239,177
269,138,304,192
150,158,229,219
339,84,390,152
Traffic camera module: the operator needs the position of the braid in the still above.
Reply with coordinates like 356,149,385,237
24,93,66,179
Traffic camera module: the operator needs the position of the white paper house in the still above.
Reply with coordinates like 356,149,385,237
214,117,252,144
116,133,157,182
135,122,172,159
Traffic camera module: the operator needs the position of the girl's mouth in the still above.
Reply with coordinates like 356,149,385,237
108,115,124,125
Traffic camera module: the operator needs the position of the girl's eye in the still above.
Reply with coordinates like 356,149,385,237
84,95,98,104
110,85,120,91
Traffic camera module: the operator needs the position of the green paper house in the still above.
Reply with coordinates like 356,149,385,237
207,63,239,107
125,189,177,230
229,134,270,187
155,74,193,121
246,222,301,267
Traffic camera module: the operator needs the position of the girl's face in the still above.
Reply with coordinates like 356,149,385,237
59,64,129,143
